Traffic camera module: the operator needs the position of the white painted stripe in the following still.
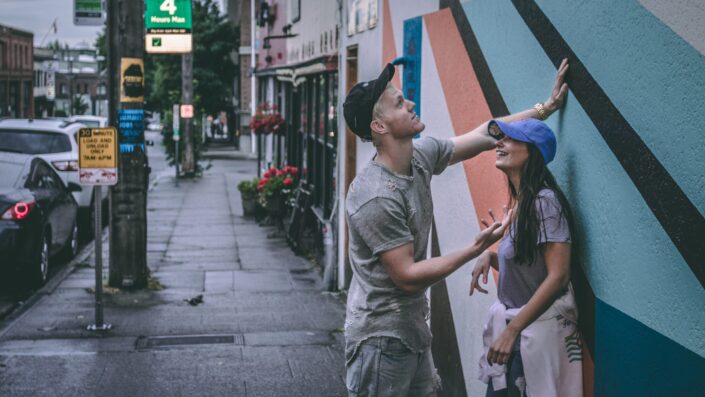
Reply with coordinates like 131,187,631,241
640,0,705,56
420,23,495,396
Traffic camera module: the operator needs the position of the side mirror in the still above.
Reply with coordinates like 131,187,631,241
67,182,83,192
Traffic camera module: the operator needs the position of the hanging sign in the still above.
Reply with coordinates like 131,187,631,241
145,0,193,53
74,0,104,26
78,127,118,185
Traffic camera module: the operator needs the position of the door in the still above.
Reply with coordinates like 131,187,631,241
343,46,358,288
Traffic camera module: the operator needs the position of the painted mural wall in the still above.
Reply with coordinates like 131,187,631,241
339,0,705,395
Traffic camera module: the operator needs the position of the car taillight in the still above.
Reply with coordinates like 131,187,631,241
1,201,36,220
52,160,79,171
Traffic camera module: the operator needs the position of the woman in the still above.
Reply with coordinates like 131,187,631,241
470,118,582,397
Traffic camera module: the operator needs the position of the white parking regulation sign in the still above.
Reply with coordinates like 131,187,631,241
78,128,119,185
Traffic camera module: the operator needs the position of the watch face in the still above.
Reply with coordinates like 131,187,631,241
489,123,505,140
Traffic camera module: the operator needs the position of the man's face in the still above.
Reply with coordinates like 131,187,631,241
375,86,425,138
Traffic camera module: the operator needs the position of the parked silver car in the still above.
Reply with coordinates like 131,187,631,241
68,115,108,128
0,119,109,239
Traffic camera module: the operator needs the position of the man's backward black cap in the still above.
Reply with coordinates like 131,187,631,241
343,63,395,140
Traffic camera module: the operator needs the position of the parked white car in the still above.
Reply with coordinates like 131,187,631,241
68,115,108,129
0,119,109,239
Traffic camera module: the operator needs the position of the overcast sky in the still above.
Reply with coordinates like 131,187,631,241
0,0,226,48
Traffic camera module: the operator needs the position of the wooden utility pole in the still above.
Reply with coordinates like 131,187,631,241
181,52,195,174
107,0,149,289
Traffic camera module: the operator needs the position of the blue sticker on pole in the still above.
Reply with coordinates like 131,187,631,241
118,109,145,153
403,16,422,138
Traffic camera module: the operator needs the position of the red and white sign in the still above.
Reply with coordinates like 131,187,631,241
180,104,194,118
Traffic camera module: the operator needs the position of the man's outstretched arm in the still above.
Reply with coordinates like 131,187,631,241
380,208,512,294
448,58,570,165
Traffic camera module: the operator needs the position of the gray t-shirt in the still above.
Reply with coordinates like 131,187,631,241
497,189,571,309
344,136,454,362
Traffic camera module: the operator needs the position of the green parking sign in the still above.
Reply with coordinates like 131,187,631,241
145,0,192,53
145,0,192,31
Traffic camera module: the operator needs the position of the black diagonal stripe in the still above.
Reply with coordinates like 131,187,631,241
511,0,705,290
430,221,468,396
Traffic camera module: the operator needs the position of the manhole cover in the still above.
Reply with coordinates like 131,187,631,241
136,334,244,349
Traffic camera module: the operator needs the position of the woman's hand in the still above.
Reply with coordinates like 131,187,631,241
473,207,512,252
469,252,492,296
544,58,569,114
487,327,519,366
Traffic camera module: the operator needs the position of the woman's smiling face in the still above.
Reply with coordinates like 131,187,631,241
495,136,530,173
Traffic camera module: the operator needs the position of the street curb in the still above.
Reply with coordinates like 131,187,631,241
0,226,108,340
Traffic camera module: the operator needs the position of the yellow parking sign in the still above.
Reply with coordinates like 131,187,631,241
78,127,119,185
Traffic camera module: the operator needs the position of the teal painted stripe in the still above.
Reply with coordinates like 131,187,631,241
595,299,705,396
535,0,705,217
460,0,705,357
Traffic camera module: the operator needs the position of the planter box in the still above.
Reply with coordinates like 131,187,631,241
241,193,256,217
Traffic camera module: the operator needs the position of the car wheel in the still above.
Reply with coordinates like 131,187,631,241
27,232,50,288
59,222,79,260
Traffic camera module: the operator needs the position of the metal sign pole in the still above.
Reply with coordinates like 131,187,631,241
88,185,112,331
173,103,180,187
174,131,180,186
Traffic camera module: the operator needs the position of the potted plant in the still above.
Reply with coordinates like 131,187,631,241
249,103,286,135
257,165,299,225
237,178,259,217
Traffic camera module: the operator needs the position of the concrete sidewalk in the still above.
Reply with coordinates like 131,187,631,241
0,158,347,396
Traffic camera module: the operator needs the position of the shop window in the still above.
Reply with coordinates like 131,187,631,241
0,81,7,117
0,41,5,70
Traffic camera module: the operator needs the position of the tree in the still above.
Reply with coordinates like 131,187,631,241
95,27,106,72
147,0,238,171
71,94,89,115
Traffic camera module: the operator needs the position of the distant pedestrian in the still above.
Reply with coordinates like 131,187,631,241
470,118,582,397
342,59,569,396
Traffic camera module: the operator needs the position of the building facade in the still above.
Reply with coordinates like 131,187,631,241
0,24,34,118
33,45,108,118
337,0,705,396
250,0,341,264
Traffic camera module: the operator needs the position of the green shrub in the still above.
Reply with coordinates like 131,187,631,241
238,178,259,197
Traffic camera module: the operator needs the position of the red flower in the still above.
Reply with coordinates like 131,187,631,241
283,178,293,186
282,166,291,173
289,167,299,176
269,167,277,174
276,170,285,177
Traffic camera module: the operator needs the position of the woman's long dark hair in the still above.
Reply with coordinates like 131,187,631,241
508,145,575,265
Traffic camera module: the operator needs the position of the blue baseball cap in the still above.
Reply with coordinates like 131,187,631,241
488,119,557,164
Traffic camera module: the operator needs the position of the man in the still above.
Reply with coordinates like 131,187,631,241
341,59,569,396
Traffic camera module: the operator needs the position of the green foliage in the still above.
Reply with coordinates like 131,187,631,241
71,95,89,115
160,108,204,170
238,178,259,197
95,28,106,66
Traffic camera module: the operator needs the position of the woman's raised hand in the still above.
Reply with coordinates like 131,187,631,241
469,252,492,296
